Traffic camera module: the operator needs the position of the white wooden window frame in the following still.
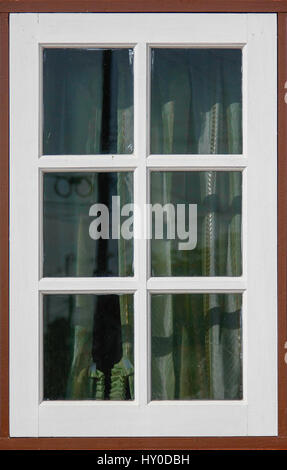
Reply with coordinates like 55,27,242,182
9,13,277,437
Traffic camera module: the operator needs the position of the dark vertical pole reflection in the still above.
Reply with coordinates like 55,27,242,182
92,295,122,400
93,45,123,395
94,51,122,398
101,50,118,154
95,50,122,396
96,173,109,277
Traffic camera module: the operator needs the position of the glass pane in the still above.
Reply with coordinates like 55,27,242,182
43,48,134,155
151,49,242,154
43,172,133,277
151,171,242,276
44,294,134,401
151,293,242,400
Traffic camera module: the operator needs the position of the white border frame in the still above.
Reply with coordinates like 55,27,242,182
10,13,277,437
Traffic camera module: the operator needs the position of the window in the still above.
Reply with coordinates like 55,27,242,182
9,13,277,437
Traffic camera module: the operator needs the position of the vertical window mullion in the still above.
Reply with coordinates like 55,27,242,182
134,42,149,406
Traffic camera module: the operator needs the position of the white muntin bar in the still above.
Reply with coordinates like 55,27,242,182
147,156,247,168
38,155,139,169
39,277,139,292
147,277,247,293
134,42,149,408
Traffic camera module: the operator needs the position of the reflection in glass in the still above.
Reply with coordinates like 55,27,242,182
43,48,134,155
151,293,242,400
151,171,242,277
43,172,133,277
43,294,134,400
151,49,242,154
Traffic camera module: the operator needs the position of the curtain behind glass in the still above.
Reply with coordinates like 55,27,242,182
151,49,242,154
151,50,242,399
115,52,134,399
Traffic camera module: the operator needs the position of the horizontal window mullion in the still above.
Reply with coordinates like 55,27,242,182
147,155,247,169
147,277,246,292
39,277,139,292
38,155,139,170
38,156,248,170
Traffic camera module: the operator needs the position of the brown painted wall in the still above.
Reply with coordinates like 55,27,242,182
0,2,286,449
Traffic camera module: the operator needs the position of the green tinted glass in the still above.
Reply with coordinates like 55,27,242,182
151,49,242,154
43,294,134,401
43,172,133,277
151,171,242,277
43,48,134,155
151,293,242,400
